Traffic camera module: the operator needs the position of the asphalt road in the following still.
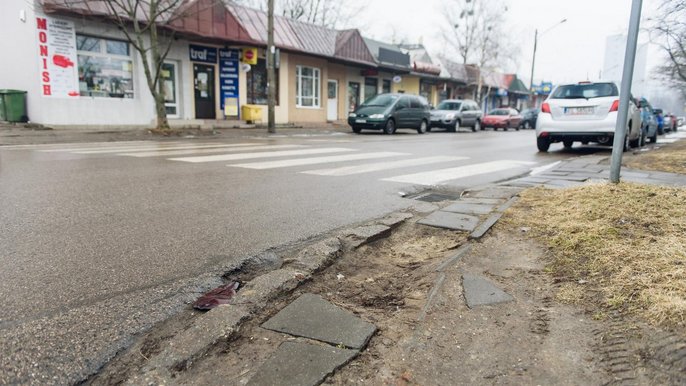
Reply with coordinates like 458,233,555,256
0,128,609,384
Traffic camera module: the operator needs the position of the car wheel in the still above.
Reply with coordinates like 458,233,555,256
524,121,531,129
622,132,630,152
383,119,396,135
449,119,460,133
515,124,520,131
649,131,657,143
352,126,361,134
563,140,573,149
476,120,483,131
537,137,551,152
639,127,647,147
417,119,428,134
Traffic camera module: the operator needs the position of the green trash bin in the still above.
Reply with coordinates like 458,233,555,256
0,90,28,123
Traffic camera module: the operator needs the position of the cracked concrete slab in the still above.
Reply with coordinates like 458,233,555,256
246,341,357,386
418,211,480,231
261,293,376,350
442,202,495,215
462,273,513,308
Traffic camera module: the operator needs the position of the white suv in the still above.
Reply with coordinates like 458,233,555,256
535,81,642,152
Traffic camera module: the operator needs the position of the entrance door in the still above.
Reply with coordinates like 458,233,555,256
348,82,360,112
193,64,215,119
327,80,338,121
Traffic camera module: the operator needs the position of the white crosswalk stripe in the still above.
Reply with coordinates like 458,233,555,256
118,144,305,157
382,160,536,185
38,141,211,152
301,156,467,176
230,152,408,169
70,143,262,154
168,147,355,163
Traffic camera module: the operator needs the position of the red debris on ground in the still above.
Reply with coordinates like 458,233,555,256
192,282,239,310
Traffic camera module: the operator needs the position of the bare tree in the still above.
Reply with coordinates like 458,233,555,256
234,0,362,29
441,0,516,103
651,0,686,98
50,0,214,133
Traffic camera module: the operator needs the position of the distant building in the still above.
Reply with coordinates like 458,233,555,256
602,34,649,96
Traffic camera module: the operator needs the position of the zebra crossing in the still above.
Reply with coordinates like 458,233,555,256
10,140,540,186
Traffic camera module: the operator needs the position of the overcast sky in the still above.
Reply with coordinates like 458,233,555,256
353,0,663,85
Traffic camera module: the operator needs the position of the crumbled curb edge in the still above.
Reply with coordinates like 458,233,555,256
124,212,413,383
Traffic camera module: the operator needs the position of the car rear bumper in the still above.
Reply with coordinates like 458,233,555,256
535,112,617,135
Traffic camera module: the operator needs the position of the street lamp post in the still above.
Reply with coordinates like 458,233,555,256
529,18,567,105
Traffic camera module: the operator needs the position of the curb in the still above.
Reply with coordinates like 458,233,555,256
124,211,413,383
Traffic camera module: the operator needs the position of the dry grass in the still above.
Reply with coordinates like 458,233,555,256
505,182,686,328
624,139,686,174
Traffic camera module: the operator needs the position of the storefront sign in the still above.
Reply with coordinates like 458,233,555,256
241,47,258,65
392,75,402,84
189,44,217,63
36,16,79,98
219,49,239,117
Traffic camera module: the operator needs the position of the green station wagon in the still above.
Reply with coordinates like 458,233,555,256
348,93,431,134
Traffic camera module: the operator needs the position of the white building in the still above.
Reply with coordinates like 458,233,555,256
602,33,649,97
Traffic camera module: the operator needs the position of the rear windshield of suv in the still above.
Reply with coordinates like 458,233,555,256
436,101,461,110
551,83,618,99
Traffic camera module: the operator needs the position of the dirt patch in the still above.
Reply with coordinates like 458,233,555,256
505,183,686,329
624,139,686,174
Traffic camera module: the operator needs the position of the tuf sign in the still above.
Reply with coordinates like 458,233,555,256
36,16,79,98
241,47,258,65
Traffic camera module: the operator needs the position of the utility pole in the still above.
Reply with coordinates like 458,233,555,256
609,0,643,183
528,28,538,99
267,0,276,133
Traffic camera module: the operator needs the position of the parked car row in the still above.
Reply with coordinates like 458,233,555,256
535,81,676,152
347,93,537,134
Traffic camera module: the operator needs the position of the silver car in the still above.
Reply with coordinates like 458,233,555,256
429,99,483,132
535,81,641,152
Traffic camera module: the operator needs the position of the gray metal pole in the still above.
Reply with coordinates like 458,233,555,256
267,0,276,133
609,0,642,183
529,29,538,103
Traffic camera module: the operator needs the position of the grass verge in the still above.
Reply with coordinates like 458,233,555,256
504,182,686,328
624,138,686,174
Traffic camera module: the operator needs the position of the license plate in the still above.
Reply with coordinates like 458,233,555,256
565,107,595,115
355,119,366,123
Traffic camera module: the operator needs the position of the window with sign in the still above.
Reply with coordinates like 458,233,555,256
295,65,320,108
247,58,279,105
76,35,133,98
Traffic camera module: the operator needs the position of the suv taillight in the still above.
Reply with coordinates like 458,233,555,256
609,100,619,112
541,103,551,113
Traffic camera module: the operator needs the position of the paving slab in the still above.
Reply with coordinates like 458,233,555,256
465,186,523,199
246,341,357,386
462,273,513,308
455,197,505,205
469,212,503,240
442,202,495,215
261,293,376,349
417,211,480,231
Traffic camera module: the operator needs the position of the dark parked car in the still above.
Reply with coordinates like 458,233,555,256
348,93,430,134
638,98,658,143
482,108,522,130
428,99,483,132
519,108,538,129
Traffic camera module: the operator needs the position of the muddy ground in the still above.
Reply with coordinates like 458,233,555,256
90,219,686,385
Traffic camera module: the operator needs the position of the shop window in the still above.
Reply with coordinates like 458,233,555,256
247,58,279,105
76,34,133,98
295,65,320,108
419,80,433,104
364,77,378,101
382,79,391,94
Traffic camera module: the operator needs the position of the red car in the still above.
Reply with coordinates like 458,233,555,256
482,107,522,131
